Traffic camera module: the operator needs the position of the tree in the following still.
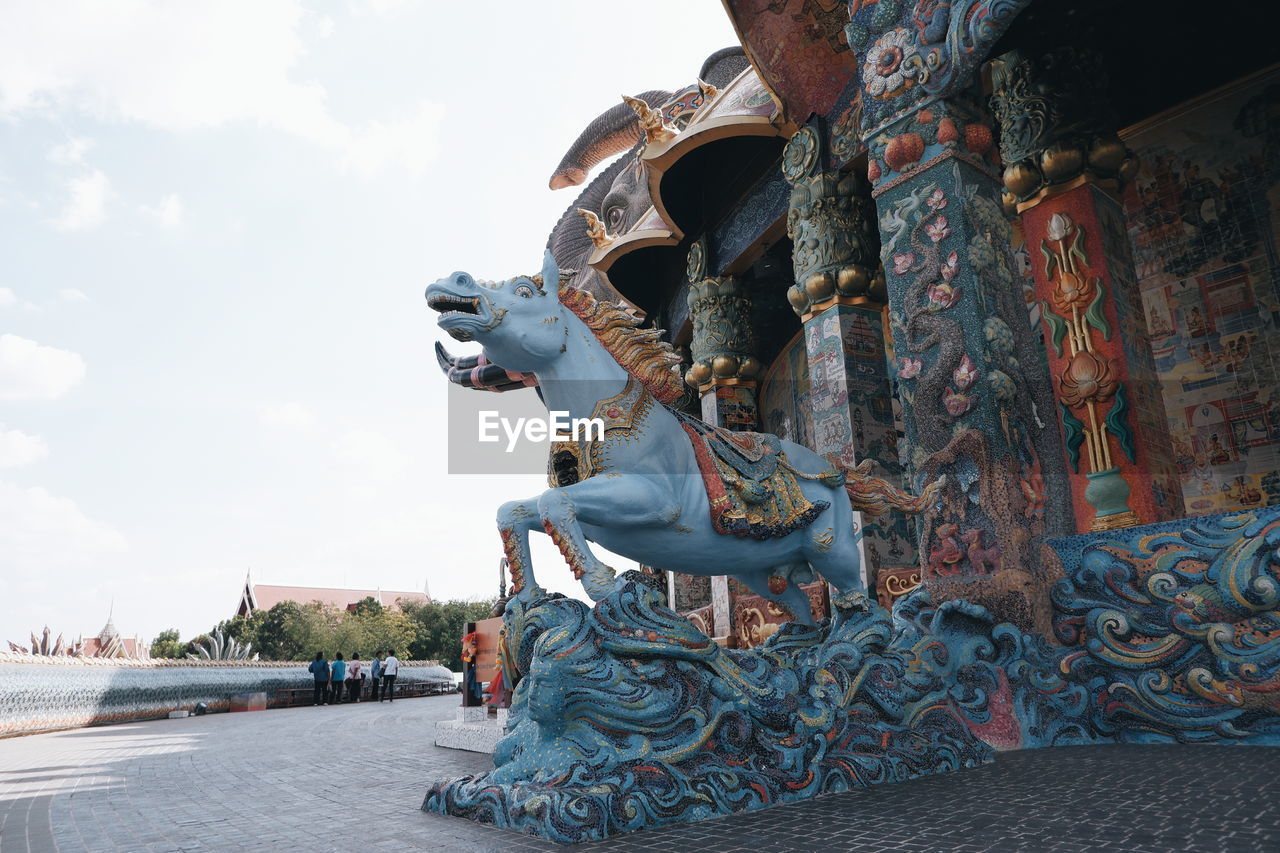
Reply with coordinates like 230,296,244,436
350,596,384,617
403,598,495,670
279,602,339,661
150,629,185,658
182,596,449,662
213,612,265,647
344,606,417,660
254,601,305,660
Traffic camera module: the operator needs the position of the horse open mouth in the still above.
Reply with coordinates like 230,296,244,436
427,292,481,317
426,284,504,342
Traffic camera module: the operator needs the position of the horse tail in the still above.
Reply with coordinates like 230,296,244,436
840,459,945,517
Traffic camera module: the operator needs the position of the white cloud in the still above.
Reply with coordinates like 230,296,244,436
0,287,42,312
0,288,87,311
0,2,341,142
0,426,49,468
51,169,110,231
260,401,315,429
139,193,183,228
0,481,127,572
344,101,444,178
0,334,87,401
0,1,442,176
47,136,93,166
333,429,407,483
350,0,412,15
58,288,90,304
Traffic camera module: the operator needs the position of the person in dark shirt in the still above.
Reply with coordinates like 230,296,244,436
369,651,383,703
329,653,346,704
308,653,330,706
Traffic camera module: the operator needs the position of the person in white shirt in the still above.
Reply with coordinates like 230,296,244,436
380,651,400,702
346,655,363,703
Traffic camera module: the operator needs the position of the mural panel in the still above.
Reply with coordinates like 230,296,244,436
759,329,815,448
1124,70,1280,515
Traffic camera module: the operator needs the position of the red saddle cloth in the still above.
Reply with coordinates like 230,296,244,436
675,411,829,540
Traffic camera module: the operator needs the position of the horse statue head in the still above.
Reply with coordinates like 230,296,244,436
427,252,684,402
425,251,570,375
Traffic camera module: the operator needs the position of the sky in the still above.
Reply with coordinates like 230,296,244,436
0,0,742,646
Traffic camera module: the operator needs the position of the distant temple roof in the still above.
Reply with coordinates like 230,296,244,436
237,581,430,617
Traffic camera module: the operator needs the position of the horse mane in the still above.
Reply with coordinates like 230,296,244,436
529,272,685,404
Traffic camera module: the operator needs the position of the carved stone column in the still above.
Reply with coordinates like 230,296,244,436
782,124,915,592
684,239,759,644
685,239,760,431
990,48,1181,531
782,124,885,318
866,93,1074,633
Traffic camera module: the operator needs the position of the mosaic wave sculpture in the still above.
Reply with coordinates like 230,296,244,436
424,572,994,842
1050,507,1280,743
423,509,1280,841
891,507,1280,750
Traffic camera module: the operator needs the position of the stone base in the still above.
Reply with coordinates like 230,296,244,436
434,707,508,754
425,575,996,843
229,691,267,712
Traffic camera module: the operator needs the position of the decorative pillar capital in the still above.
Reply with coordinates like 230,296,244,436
684,240,759,392
782,125,883,320
989,47,1138,214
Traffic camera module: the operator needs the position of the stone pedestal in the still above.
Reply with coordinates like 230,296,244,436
434,706,508,754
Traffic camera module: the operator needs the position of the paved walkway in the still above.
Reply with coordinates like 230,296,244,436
1,695,1278,852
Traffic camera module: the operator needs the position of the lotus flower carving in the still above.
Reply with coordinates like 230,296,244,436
927,282,961,312
1059,351,1119,407
1045,212,1073,242
1053,271,1095,311
943,387,976,416
952,355,978,390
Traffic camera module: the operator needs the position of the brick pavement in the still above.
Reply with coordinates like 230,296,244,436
0,694,1277,852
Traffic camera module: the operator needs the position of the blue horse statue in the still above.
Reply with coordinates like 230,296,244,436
427,251,938,621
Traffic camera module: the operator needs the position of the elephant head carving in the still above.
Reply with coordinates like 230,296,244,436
436,48,749,389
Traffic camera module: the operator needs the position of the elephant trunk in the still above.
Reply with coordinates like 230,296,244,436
698,47,749,88
434,342,537,393
548,89,672,190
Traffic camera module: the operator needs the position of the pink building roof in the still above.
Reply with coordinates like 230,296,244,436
238,583,429,617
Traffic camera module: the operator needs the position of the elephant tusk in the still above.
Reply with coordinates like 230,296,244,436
435,340,482,373
434,341,537,393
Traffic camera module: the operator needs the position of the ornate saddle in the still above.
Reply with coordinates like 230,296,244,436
544,377,830,541
675,411,829,540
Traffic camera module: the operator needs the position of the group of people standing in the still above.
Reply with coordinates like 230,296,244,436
307,650,401,705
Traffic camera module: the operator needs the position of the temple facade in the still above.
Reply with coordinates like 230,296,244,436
422,4,1280,837
502,0,1279,643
